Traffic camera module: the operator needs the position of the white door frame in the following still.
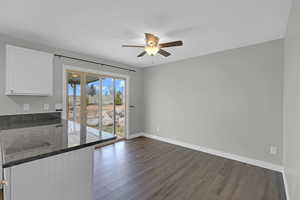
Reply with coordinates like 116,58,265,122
62,64,130,139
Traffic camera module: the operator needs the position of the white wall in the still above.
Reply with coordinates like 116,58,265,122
283,0,300,199
143,40,284,165
0,33,144,135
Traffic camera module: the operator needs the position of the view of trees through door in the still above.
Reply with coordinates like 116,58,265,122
67,71,126,138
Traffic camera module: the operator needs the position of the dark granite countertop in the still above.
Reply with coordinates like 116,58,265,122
0,112,116,168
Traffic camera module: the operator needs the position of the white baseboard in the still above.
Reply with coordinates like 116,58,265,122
125,133,288,199
143,133,284,172
282,170,290,200
127,132,145,140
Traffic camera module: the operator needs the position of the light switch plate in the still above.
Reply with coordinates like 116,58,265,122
23,104,30,111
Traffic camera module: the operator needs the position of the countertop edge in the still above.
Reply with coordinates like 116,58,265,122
2,136,117,168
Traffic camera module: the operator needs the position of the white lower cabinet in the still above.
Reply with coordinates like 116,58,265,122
3,147,94,200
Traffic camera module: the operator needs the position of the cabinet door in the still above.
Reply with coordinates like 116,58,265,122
4,147,94,200
5,45,53,96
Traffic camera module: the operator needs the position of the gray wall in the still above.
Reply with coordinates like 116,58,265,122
0,33,286,167
0,33,144,135
143,40,284,165
283,0,300,199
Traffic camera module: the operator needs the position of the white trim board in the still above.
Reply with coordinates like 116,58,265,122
282,170,290,200
142,134,284,172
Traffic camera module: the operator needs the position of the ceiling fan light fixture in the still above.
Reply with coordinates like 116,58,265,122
145,46,159,56
122,33,182,57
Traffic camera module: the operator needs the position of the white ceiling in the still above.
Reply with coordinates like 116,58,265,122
0,0,291,67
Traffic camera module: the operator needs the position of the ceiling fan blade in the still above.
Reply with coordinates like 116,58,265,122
137,51,147,57
122,45,145,48
158,49,171,57
159,41,183,48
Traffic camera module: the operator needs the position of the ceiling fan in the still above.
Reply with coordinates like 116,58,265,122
122,33,183,57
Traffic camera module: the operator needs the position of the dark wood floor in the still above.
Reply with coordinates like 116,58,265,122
94,137,286,200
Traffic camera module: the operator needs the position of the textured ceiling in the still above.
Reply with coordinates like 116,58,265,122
0,0,291,67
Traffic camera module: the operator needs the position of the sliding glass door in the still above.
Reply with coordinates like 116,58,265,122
66,71,126,138
67,71,82,124
115,79,126,137
86,74,101,130
101,77,114,135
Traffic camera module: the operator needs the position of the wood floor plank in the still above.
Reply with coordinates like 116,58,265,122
94,137,286,200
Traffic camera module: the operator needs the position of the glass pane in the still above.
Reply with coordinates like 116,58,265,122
86,74,100,130
67,72,81,124
115,79,126,137
101,78,114,135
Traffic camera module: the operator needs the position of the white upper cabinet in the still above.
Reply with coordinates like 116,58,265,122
5,45,53,96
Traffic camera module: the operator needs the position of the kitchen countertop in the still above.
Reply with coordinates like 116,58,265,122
0,112,116,168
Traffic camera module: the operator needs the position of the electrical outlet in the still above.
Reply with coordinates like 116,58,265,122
55,103,62,110
270,146,277,155
156,127,160,133
44,104,50,111
23,104,30,111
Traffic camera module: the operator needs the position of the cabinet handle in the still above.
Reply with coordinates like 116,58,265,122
0,180,8,186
